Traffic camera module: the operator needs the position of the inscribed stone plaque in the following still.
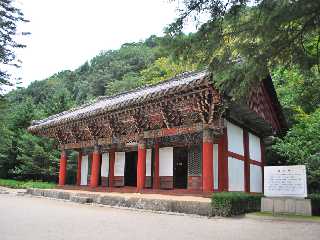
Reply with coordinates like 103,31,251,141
264,165,307,198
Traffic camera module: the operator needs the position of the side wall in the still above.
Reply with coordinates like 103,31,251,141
226,120,263,193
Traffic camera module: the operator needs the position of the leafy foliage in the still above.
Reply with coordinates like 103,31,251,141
140,57,198,85
0,35,200,183
14,132,59,181
270,64,320,193
273,110,320,193
0,109,13,178
309,194,320,216
272,66,320,116
166,0,320,98
211,192,261,216
0,178,55,189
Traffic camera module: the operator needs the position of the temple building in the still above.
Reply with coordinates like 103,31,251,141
28,71,286,194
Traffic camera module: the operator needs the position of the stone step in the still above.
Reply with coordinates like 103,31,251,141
26,188,212,216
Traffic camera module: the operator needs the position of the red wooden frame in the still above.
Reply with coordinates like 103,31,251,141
220,127,229,191
243,130,250,193
76,151,82,186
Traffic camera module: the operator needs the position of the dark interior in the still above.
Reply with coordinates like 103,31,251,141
173,147,188,189
124,151,138,186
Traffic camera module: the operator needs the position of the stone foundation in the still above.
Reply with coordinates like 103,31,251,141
261,197,312,216
26,188,212,216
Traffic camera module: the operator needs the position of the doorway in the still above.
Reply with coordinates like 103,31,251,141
124,151,137,186
173,147,188,188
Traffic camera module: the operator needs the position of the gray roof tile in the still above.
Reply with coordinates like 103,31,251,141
29,70,208,130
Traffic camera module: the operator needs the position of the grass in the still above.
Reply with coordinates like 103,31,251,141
0,178,56,189
249,211,320,222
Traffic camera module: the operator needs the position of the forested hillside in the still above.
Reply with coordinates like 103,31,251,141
0,35,199,182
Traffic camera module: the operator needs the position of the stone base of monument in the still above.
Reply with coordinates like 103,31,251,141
261,197,312,216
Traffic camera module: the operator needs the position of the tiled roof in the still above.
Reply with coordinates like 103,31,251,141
29,70,208,130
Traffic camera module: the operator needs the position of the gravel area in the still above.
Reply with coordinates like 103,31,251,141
0,193,319,240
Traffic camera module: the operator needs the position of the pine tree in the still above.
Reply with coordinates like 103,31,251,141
0,0,28,91
166,0,320,98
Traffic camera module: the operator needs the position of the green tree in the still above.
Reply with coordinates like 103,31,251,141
44,87,75,115
166,0,320,97
0,98,35,178
14,132,59,181
140,57,198,85
0,0,28,91
271,66,320,127
106,57,199,95
0,105,13,178
273,109,320,193
106,72,142,95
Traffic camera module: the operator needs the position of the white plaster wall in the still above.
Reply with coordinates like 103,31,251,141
227,121,244,156
159,147,173,176
213,144,219,190
228,157,244,191
250,164,262,193
114,152,125,176
249,133,261,162
81,155,88,185
146,149,152,177
101,153,109,177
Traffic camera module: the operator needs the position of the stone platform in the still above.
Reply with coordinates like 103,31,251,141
26,188,212,216
261,197,312,216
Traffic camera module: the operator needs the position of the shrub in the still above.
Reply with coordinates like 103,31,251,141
308,193,320,216
211,192,262,217
0,179,23,189
21,180,56,189
0,179,56,189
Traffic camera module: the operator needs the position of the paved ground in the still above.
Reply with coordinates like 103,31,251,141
0,193,319,240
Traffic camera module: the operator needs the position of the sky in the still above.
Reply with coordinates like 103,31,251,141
8,0,196,90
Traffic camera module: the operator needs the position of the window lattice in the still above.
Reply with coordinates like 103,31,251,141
188,146,202,176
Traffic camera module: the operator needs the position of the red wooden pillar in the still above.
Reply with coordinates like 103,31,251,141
243,130,250,193
221,127,229,191
202,128,213,192
90,146,101,188
76,151,82,186
109,150,115,189
137,139,146,192
58,150,67,186
153,143,160,189
260,139,265,194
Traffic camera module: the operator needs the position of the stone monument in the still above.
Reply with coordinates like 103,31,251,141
261,165,312,216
